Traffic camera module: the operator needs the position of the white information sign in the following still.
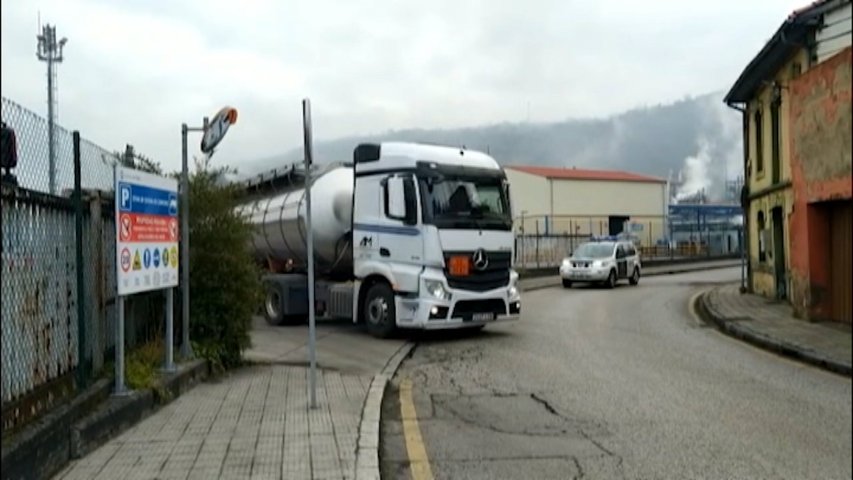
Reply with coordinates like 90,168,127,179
115,166,179,295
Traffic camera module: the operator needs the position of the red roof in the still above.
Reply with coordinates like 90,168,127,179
507,165,665,184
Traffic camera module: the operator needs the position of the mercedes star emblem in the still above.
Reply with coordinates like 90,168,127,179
472,249,489,271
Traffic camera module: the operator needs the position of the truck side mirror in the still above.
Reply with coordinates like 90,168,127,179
403,177,417,226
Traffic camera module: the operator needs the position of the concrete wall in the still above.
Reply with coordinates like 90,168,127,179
505,168,666,242
787,47,852,320
747,50,808,190
549,179,665,216
744,50,809,299
748,190,793,298
504,169,549,232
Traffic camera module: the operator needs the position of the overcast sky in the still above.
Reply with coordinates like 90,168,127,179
2,0,802,174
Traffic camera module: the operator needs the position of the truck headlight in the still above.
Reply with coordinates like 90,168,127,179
508,275,519,298
561,259,571,268
425,280,451,301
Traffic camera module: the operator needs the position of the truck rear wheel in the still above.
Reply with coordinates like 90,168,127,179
363,282,397,338
263,280,305,326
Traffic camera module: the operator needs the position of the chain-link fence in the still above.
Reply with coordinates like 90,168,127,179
1,97,164,435
2,96,115,195
514,213,743,269
1,189,79,405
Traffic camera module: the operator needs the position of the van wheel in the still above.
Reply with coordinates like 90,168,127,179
629,268,640,285
606,270,617,289
363,282,397,338
562,279,572,288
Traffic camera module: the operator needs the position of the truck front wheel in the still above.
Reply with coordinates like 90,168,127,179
363,282,397,338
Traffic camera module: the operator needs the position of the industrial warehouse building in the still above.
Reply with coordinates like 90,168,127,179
503,166,668,268
505,165,668,240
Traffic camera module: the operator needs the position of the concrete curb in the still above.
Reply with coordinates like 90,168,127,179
695,292,852,377
521,261,742,292
354,341,416,480
0,379,112,480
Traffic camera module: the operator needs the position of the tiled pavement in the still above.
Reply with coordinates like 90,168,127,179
702,283,852,375
55,366,370,480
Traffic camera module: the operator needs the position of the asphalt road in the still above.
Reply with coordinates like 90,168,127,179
380,268,853,480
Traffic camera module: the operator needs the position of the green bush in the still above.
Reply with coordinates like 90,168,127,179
187,158,262,370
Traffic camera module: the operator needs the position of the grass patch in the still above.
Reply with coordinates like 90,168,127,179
125,338,165,390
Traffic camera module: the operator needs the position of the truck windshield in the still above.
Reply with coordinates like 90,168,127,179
419,175,512,230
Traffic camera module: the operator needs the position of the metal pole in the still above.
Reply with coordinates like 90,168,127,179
520,211,525,270
164,288,176,372
115,296,127,395
73,131,86,388
303,99,317,409
740,226,747,293
180,123,193,358
47,51,56,195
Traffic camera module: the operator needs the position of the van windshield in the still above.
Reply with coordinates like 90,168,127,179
572,242,615,259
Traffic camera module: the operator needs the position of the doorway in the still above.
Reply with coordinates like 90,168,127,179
608,215,629,236
829,201,852,323
771,206,786,300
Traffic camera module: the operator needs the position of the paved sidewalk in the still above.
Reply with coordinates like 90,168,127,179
699,283,852,376
56,365,368,480
520,258,742,291
55,320,407,480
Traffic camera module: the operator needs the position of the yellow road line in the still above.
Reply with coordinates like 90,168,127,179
399,378,434,480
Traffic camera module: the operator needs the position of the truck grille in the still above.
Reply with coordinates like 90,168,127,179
444,251,511,292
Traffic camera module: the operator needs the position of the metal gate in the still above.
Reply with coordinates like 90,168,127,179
830,201,852,323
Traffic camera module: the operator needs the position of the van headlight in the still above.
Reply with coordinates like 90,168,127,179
561,258,571,268
425,280,451,301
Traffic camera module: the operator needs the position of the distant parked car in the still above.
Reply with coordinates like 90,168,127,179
559,240,641,288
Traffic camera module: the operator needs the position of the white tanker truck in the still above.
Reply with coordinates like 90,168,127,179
236,142,521,338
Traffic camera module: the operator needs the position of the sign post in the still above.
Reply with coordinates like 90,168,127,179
115,165,180,393
180,106,237,359
302,99,317,409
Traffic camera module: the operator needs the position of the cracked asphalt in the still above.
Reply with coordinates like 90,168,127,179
380,268,853,480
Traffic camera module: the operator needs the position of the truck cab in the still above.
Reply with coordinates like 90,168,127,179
351,142,521,336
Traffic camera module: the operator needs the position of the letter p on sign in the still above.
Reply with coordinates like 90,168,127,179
120,185,132,211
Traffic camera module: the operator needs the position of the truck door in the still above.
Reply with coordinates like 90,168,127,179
376,174,423,293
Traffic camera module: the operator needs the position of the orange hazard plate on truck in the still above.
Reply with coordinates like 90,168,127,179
448,255,471,276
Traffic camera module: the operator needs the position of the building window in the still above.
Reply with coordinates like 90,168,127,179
771,99,781,184
754,108,764,174
757,210,767,262
790,62,802,79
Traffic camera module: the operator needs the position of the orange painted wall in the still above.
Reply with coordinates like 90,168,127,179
788,48,852,320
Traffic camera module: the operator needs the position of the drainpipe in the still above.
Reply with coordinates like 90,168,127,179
726,101,750,294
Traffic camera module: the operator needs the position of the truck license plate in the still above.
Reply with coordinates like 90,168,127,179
472,313,493,322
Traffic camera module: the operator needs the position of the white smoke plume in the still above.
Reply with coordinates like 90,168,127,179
674,95,743,202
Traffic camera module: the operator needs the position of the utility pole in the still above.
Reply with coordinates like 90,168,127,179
36,23,67,195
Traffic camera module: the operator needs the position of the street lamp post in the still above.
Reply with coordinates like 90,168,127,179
180,107,237,359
